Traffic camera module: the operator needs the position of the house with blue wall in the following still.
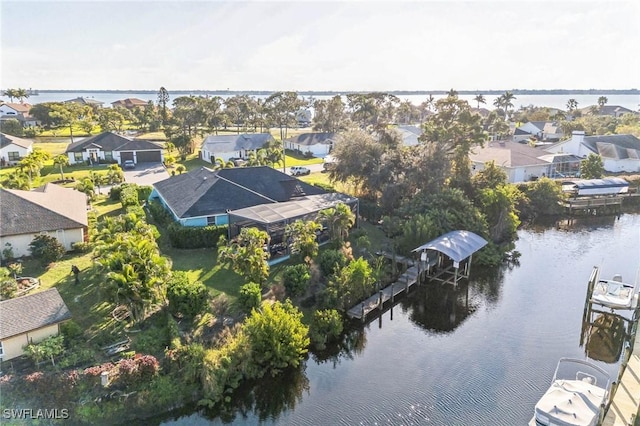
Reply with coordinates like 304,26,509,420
149,166,328,227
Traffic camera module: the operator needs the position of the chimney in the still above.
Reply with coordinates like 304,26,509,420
572,130,585,144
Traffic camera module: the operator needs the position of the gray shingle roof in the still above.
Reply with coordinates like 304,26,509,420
583,134,640,159
153,166,327,219
470,140,551,167
65,132,161,153
0,184,88,237
201,133,274,153
0,288,72,339
284,133,337,146
0,133,33,149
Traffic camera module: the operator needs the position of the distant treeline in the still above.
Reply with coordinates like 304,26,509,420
34,88,640,96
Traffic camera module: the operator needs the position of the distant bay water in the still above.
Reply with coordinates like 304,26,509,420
23,91,640,111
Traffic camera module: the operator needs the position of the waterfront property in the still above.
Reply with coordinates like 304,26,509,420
149,166,332,227
65,131,164,166
0,133,33,166
110,98,148,110
0,288,72,361
0,184,88,257
0,102,39,128
200,133,274,164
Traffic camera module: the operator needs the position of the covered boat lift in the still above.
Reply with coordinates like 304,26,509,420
412,230,488,287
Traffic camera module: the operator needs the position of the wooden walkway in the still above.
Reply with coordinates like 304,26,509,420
602,303,640,426
347,265,421,320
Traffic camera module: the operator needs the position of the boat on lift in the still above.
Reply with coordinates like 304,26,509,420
591,274,637,310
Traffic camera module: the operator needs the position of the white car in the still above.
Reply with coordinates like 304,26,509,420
123,160,135,170
290,166,311,176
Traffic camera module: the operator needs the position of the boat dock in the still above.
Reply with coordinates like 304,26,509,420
346,264,422,320
561,195,626,215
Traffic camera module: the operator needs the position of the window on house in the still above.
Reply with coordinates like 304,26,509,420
0,341,4,358
74,152,84,162
207,216,217,226
8,152,19,161
104,151,113,161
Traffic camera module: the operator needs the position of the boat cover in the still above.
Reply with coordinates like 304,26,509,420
412,230,488,263
534,379,606,426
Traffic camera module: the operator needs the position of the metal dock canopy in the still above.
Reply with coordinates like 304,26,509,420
412,230,488,264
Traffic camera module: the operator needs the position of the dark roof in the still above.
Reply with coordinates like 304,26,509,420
66,132,161,153
201,133,274,153
580,105,636,116
0,133,33,149
583,134,640,160
0,288,72,339
153,166,327,219
0,184,88,236
284,133,337,146
63,97,103,106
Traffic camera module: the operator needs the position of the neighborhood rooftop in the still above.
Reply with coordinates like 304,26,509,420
0,288,72,340
0,133,33,149
65,131,161,153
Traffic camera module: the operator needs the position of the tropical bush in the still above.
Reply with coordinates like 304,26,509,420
166,271,209,318
309,309,343,349
317,249,348,277
167,224,228,249
29,234,66,264
282,264,311,297
238,282,262,314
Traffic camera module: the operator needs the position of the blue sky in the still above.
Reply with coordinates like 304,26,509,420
1,1,639,91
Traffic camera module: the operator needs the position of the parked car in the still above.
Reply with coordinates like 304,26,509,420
123,160,135,170
290,166,311,176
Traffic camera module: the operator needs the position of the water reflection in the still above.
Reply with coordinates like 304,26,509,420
310,326,367,366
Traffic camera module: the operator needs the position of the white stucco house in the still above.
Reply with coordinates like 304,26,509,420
0,133,33,165
65,131,164,166
546,131,640,173
0,184,88,258
470,140,554,183
284,133,337,158
0,103,39,127
200,133,274,164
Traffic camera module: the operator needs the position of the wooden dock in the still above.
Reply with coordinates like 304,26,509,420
347,265,421,320
561,195,625,215
602,321,640,426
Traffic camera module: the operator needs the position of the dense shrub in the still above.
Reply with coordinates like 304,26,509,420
318,249,348,277
120,185,140,207
167,223,227,249
72,241,92,253
358,199,382,222
282,264,311,297
238,282,262,314
110,183,152,203
60,320,84,343
309,309,343,349
125,205,145,218
312,182,336,192
29,234,65,263
517,177,564,218
147,201,173,226
166,271,209,318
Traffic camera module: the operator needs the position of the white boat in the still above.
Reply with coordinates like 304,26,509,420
532,358,610,426
591,274,636,310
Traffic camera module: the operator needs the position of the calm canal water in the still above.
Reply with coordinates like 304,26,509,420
161,213,640,426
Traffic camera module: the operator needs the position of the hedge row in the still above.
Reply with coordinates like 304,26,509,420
109,183,153,203
167,223,228,249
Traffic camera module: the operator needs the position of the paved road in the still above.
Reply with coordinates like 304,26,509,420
123,163,170,186
282,163,325,176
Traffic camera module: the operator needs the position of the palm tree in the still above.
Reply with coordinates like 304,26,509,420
447,89,459,98
501,91,516,119
566,99,579,113
2,89,19,102
15,88,29,103
597,96,608,110
3,169,30,190
317,203,356,246
53,154,69,180
474,94,486,109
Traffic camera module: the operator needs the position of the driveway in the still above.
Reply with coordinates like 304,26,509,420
123,163,169,186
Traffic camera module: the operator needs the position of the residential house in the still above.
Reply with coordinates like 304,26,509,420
65,131,163,165
0,184,88,257
0,288,72,361
149,166,328,227
395,125,422,147
513,121,563,142
284,133,337,158
0,133,33,165
200,133,274,164
546,131,640,173
64,97,104,108
0,102,38,127
470,140,554,183
579,105,637,118
111,98,148,110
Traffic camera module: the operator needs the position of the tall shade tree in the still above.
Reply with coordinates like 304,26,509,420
157,86,170,125
420,92,487,193
218,227,270,285
580,153,605,179
264,91,305,171
597,96,608,109
53,154,69,180
566,98,579,113
312,95,349,133
49,103,91,143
